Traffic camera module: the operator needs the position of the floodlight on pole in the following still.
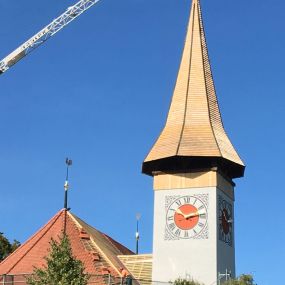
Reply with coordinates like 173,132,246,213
135,213,141,254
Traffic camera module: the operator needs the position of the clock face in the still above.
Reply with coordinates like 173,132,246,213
218,196,233,246
166,195,208,239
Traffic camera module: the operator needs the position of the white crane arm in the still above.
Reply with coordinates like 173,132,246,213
0,0,100,74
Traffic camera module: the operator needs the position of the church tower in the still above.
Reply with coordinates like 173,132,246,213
142,1,245,284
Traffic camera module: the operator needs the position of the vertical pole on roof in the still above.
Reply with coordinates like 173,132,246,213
135,213,141,254
64,158,72,209
63,158,72,234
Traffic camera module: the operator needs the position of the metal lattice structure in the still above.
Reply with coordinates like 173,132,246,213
0,0,100,74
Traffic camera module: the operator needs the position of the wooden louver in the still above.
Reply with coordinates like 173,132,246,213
142,0,245,179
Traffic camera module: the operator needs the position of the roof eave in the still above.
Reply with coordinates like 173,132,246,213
142,156,245,179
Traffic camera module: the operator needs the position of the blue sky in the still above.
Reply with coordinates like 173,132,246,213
1,0,284,284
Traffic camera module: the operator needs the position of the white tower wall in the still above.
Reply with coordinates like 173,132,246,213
152,172,235,285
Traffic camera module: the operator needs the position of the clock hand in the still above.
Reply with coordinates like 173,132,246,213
185,211,199,219
185,210,206,219
177,212,202,221
185,212,196,219
175,208,187,218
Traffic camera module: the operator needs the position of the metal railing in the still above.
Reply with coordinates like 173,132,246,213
0,274,157,285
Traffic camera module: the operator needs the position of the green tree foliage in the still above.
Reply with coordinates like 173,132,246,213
26,234,89,285
173,278,204,285
0,232,20,261
223,274,254,285
173,274,254,285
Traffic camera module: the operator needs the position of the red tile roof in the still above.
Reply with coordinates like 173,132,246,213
0,209,133,279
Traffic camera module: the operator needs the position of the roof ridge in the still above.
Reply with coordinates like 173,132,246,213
69,213,124,275
89,235,122,275
198,0,222,157
65,212,109,274
176,0,196,156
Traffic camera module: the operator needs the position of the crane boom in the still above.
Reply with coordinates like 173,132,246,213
0,0,100,75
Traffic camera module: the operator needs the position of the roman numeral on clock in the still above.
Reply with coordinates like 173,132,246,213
184,197,191,204
175,200,182,206
199,213,206,219
175,229,181,237
167,215,174,221
169,223,175,231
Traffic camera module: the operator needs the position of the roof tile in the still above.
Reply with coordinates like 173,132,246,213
0,209,133,281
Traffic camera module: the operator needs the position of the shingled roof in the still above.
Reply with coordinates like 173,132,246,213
142,0,245,179
0,209,133,283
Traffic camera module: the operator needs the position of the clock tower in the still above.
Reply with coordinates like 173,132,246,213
142,1,245,285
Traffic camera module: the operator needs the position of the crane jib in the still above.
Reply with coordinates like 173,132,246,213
0,0,100,75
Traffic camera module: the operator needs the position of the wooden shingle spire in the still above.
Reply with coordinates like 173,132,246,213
142,0,245,179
